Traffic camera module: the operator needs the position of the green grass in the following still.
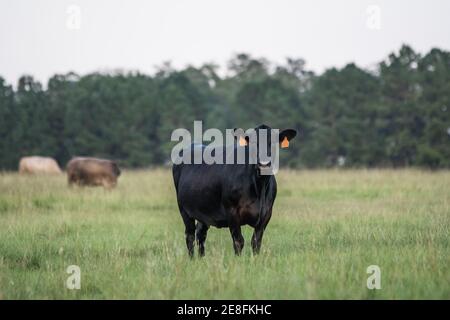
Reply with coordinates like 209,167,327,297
0,169,449,299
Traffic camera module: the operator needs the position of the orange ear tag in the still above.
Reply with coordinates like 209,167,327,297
281,137,289,148
239,136,247,146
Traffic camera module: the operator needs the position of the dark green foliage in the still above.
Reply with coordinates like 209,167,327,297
0,45,449,169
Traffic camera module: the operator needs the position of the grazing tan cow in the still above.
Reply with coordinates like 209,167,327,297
19,156,62,174
66,157,121,188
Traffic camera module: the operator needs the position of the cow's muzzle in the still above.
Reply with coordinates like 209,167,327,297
258,160,271,168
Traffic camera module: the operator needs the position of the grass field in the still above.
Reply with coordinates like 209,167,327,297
0,169,448,299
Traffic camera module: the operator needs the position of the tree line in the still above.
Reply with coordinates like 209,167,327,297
0,45,449,170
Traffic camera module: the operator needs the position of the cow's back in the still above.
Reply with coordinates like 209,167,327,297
67,157,120,187
19,156,62,174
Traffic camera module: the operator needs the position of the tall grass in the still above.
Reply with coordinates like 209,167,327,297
0,169,448,299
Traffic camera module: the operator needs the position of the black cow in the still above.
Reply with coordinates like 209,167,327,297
172,124,297,257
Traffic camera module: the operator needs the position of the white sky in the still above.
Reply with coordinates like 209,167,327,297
1,0,449,85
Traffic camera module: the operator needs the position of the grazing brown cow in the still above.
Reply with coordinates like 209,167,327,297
66,157,121,188
19,156,62,174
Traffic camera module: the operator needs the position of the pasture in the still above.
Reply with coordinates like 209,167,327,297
0,169,448,299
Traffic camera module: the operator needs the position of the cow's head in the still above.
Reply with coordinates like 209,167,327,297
233,124,297,172
110,161,121,177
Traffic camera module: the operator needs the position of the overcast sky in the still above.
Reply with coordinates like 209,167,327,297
1,0,449,85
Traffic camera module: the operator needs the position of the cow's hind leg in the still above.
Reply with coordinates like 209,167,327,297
195,222,209,257
181,211,196,258
251,227,265,255
229,225,245,256
251,208,273,255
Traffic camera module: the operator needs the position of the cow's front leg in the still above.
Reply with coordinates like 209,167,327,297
229,225,244,255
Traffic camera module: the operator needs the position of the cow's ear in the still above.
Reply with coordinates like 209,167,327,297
279,129,297,149
233,128,249,146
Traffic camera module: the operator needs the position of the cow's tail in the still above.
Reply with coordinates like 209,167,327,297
172,163,182,193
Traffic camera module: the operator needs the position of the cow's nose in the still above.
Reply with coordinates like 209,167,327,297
259,160,271,167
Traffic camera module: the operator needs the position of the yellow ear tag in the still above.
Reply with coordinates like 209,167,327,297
281,137,289,148
239,136,247,146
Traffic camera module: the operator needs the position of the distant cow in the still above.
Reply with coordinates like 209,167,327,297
19,156,62,174
66,157,121,188
173,124,297,257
